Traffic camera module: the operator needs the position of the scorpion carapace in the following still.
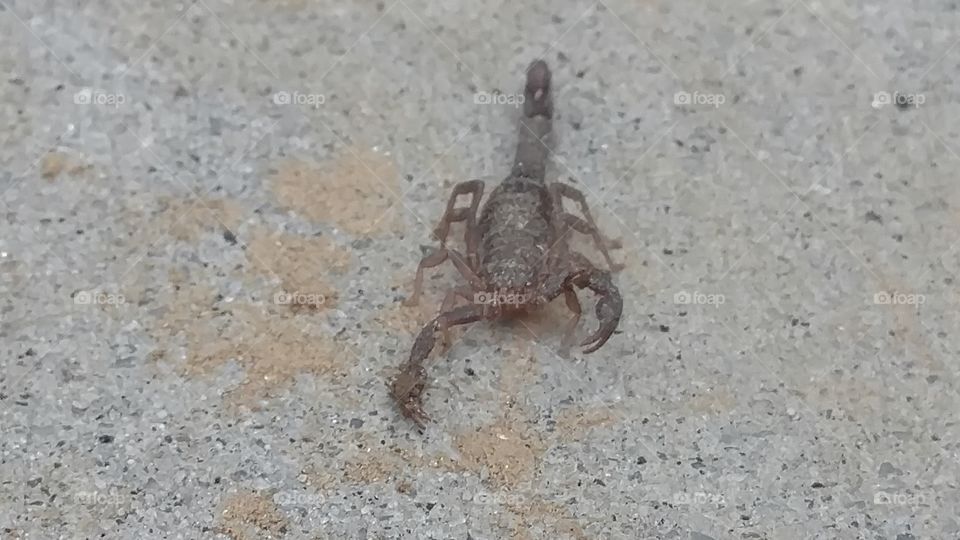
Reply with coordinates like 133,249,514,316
391,59,624,428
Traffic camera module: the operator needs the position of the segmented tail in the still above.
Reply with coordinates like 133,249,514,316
511,59,553,181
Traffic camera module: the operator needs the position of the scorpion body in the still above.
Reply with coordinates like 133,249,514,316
392,60,624,427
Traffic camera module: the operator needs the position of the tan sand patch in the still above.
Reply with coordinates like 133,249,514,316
270,149,403,236
187,304,347,404
246,228,352,310
687,387,737,415
152,281,348,406
553,406,622,439
455,417,545,490
153,196,246,242
307,444,459,494
217,491,288,540
40,151,90,180
505,500,589,540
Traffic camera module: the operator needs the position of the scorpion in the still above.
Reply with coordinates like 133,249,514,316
391,59,624,428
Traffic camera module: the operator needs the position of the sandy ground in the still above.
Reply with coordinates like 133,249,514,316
1,0,958,538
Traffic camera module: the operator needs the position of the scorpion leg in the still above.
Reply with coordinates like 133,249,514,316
403,248,447,307
560,214,622,250
403,247,481,306
437,285,477,352
391,304,485,428
549,183,624,272
433,179,485,267
403,179,484,306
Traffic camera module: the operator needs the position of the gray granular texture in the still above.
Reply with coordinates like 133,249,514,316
1,1,958,539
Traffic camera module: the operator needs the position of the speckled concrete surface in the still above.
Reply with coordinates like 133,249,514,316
1,1,959,539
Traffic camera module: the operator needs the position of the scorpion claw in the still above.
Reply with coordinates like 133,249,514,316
390,366,431,429
580,276,623,354
580,320,616,353
401,402,431,429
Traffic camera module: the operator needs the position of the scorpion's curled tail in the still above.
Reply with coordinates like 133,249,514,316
523,59,553,119
512,59,553,181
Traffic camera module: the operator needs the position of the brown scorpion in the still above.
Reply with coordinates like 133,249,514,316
391,60,623,428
